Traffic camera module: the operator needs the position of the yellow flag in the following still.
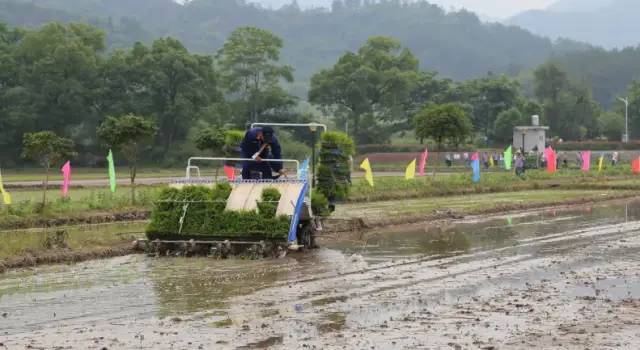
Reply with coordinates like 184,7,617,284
405,159,416,180
489,155,494,167
0,169,11,205
598,156,604,172
360,158,374,187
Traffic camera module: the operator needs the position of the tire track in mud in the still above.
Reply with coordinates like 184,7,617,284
226,221,640,348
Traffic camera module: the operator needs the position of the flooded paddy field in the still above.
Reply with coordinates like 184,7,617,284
1,201,640,349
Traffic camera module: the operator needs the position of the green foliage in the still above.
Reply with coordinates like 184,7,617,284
414,103,473,149
492,108,523,144
195,125,225,153
311,191,330,217
309,36,419,143
599,111,625,142
455,76,520,136
317,131,354,202
257,187,281,219
217,27,294,124
533,62,601,140
97,114,157,203
146,184,290,240
22,131,76,169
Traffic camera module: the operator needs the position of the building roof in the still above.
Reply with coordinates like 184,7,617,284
514,126,549,131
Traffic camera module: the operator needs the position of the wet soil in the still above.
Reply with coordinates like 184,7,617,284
1,201,640,348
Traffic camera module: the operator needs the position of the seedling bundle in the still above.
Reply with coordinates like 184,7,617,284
146,184,290,241
317,131,355,203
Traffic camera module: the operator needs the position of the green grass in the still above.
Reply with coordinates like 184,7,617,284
348,168,640,202
0,187,162,229
2,167,185,182
336,189,629,219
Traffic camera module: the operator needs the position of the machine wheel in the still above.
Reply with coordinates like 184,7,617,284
297,221,315,250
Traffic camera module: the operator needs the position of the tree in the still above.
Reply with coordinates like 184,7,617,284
22,131,76,208
415,103,472,150
454,75,520,138
534,62,601,140
97,114,157,204
309,36,419,143
599,111,624,141
492,108,523,144
195,126,225,154
217,27,294,124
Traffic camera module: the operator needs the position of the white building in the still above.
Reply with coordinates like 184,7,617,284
513,115,549,152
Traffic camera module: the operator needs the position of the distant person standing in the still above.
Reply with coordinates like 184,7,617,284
515,151,525,177
612,151,619,166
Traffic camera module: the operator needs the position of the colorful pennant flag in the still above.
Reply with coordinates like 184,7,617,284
581,151,591,172
61,160,71,197
545,147,557,173
106,149,117,193
470,152,480,183
598,155,604,172
224,164,236,181
405,159,416,180
488,154,494,167
503,146,512,170
360,158,374,187
0,167,12,205
418,147,428,176
633,157,640,174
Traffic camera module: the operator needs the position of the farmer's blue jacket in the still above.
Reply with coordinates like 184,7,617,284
240,127,283,172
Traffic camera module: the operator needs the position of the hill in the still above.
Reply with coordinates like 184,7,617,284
510,0,640,49
0,0,577,85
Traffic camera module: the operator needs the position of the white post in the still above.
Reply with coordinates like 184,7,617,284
619,97,630,143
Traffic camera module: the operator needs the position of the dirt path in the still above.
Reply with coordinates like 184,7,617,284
1,201,639,349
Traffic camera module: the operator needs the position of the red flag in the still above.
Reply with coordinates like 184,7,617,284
224,165,236,180
470,152,479,161
418,147,428,176
633,157,640,174
545,147,557,173
61,160,71,197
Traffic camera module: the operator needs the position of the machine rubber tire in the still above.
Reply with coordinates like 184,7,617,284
297,221,315,250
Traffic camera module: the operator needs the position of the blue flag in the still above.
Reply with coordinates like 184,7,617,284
471,152,480,183
298,158,309,180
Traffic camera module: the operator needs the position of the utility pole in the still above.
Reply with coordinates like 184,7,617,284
618,97,630,143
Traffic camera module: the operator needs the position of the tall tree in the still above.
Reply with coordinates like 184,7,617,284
22,131,76,207
309,36,419,143
217,27,294,124
455,75,520,139
97,114,157,204
414,103,472,150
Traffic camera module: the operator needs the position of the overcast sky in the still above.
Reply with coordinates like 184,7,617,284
254,0,558,18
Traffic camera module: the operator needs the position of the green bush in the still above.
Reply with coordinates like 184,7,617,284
317,131,354,202
311,192,330,217
146,184,290,240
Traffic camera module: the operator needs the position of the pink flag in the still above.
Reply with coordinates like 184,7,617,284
418,147,428,176
581,151,591,172
545,147,557,173
61,160,71,197
223,165,235,180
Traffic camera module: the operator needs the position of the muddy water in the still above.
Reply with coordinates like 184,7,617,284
2,200,640,349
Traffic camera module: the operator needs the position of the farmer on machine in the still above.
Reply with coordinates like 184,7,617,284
240,126,285,179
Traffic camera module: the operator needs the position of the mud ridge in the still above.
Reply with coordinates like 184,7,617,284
0,243,137,273
0,210,150,230
323,192,640,233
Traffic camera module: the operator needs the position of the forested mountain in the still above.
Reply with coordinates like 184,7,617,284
510,0,640,49
1,0,573,86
